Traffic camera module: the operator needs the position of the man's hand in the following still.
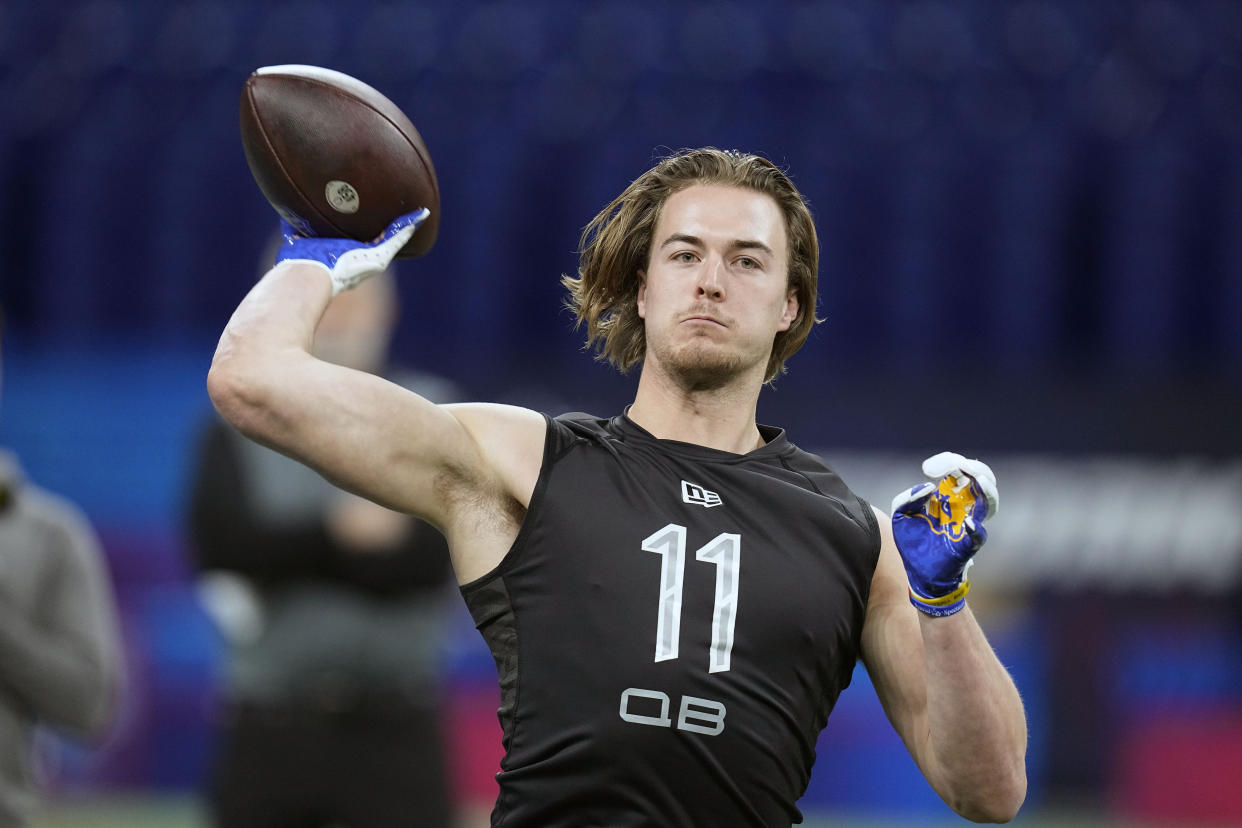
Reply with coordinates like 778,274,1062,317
275,208,430,296
890,452,999,617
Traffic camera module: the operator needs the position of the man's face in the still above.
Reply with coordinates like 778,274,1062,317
637,184,797,389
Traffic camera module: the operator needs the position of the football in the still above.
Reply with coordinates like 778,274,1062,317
239,64,439,259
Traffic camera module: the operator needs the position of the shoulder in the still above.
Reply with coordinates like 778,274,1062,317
387,368,465,404
443,403,548,450
441,403,549,508
467,410,624,463
778,442,882,539
863,504,911,613
550,411,616,445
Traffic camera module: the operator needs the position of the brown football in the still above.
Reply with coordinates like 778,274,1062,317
239,64,439,259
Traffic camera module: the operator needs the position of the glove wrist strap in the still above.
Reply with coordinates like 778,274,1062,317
909,579,970,617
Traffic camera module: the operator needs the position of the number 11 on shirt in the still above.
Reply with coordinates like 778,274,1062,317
642,523,741,674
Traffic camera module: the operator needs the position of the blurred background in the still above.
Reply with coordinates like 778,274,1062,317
2,0,1242,825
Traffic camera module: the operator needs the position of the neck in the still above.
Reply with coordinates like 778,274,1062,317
627,361,766,454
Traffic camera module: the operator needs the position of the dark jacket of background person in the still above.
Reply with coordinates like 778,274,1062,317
0,450,124,827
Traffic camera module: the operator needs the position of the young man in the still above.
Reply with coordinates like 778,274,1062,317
209,148,1027,825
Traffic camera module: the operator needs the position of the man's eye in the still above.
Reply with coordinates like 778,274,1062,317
738,257,758,269
675,251,697,263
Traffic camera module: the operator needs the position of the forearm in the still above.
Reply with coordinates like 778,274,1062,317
919,607,1027,822
207,261,332,440
0,601,118,737
209,212,426,447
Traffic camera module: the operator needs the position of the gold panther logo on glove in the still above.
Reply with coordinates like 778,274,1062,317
917,476,978,543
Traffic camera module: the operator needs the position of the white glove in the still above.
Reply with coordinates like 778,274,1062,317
274,208,429,296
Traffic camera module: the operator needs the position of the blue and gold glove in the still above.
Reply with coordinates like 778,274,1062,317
275,208,429,296
890,452,999,617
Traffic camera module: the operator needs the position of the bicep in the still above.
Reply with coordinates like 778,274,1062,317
859,506,938,778
226,354,488,527
228,358,549,535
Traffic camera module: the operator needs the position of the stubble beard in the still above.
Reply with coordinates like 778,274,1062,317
659,336,749,393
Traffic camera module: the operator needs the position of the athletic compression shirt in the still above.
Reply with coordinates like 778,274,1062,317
462,413,881,827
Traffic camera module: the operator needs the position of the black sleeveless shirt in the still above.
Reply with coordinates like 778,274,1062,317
461,413,881,827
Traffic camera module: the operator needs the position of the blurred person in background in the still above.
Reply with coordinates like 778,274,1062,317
208,149,1027,825
187,254,458,828
0,306,125,827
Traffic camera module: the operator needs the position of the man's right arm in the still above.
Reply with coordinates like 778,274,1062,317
207,260,545,583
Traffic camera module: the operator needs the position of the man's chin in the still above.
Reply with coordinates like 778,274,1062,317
664,346,746,391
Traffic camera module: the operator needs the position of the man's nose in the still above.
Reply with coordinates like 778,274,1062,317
696,258,725,300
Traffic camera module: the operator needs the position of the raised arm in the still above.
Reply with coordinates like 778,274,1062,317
859,455,1027,823
206,215,545,582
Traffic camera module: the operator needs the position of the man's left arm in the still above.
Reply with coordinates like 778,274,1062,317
859,454,1027,823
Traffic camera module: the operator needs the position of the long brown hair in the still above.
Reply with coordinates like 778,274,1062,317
563,147,820,383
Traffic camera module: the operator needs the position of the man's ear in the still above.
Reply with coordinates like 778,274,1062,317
778,289,799,332
637,270,647,319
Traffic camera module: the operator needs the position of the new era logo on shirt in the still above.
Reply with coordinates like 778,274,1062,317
681,480,722,508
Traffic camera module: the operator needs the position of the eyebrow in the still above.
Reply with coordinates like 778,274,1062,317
659,233,774,256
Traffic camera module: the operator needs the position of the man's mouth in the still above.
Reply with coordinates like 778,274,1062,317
682,314,726,327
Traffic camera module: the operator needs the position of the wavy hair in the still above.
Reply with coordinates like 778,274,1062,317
563,148,820,383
